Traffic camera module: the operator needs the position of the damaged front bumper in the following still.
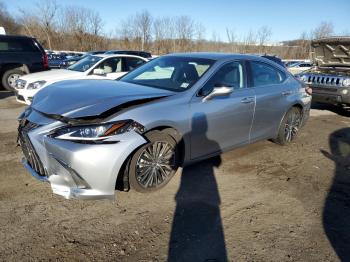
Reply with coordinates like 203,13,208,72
19,111,147,200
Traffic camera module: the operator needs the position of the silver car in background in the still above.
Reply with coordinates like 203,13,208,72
18,53,312,199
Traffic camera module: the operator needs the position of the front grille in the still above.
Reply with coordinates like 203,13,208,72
16,79,27,89
18,120,47,176
303,73,348,87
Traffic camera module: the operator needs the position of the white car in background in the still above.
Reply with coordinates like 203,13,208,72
287,61,313,75
14,54,148,105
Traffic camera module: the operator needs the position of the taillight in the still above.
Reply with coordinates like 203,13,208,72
305,86,312,95
42,53,49,69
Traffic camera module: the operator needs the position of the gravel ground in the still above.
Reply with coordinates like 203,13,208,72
0,91,349,262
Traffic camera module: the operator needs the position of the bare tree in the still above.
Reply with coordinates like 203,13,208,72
175,16,195,52
0,2,21,34
312,21,334,39
19,0,59,49
257,26,272,46
117,10,152,51
242,30,257,53
135,10,152,51
257,26,272,53
226,27,236,52
194,22,206,51
1,4,320,59
59,6,105,51
211,30,222,51
36,0,59,49
153,16,175,53
298,31,311,58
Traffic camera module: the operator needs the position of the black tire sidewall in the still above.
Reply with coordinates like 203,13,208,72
2,69,24,91
129,131,178,193
276,107,302,145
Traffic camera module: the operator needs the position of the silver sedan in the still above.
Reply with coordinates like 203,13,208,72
18,53,312,199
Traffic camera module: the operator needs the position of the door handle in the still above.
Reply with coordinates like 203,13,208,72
240,97,255,104
282,90,293,96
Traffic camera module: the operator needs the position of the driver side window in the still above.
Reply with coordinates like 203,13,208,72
96,58,122,74
201,61,245,96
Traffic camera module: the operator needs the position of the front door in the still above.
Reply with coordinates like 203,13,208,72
190,61,255,160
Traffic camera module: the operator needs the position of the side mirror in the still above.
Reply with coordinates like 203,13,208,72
93,68,105,75
202,84,234,101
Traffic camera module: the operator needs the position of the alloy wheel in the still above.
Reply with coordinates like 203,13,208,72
136,141,175,188
7,73,21,88
284,110,301,142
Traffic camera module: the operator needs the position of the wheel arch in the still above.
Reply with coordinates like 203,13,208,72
115,125,186,192
274,103,304,139
0,63,29,74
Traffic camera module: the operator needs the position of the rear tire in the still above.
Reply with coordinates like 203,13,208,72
129,131,179,193
2,69,24,91
274,107,302,145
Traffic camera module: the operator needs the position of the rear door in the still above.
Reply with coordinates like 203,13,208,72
190,61,255,159
248,60,290,141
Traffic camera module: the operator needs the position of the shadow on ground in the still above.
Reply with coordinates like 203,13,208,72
312,102,350,117
168,112,228,262
322,128,350,261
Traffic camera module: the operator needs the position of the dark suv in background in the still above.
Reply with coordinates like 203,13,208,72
0,35,48,91
59,50,106,68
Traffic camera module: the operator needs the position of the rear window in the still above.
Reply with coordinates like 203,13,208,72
250,61,286,87
0,38,39,52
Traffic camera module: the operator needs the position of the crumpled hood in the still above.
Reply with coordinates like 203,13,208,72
311,37,350,68
31,79,174,119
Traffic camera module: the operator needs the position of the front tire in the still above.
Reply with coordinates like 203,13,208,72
2,69,24,91
129,131,179,193
274,107,302,145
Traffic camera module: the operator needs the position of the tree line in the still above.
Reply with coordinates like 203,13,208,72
0,0,336,59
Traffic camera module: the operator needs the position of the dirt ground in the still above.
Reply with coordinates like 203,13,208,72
0,91,350,262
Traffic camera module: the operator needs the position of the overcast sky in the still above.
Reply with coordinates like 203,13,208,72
5,0,350,42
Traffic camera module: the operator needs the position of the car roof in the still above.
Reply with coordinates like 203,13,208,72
105,50,151,53
165,52,268,61
0,34,35,40
94,54,148,59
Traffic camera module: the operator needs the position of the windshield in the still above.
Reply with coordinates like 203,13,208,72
67,55,102,72
120,56,215,92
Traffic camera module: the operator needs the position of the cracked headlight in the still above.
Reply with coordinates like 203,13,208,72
27,80,46,90
51,120,145,141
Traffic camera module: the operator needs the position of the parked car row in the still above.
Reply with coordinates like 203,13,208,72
15,53,149,104
48,50,153,69
0,34,154,92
